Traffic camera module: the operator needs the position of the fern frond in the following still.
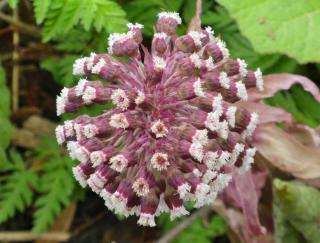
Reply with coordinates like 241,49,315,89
88,0,127,33
32,137,76,233
33,0,52,24
41,0,127,42
7,0,18,9
0,151,37,223
42,0,82,42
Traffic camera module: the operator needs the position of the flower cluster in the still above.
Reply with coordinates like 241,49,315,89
55,12,263,227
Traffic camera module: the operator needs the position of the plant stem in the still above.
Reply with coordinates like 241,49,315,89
0,12,41,38
12,8,19,112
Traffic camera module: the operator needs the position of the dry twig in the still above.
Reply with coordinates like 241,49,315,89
11,8,19,111
0,12,41,38
0,232,70,242
71,211,106,237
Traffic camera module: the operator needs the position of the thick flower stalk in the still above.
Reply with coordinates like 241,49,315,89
55,12,263,227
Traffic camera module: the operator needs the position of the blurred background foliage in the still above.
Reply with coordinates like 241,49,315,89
0,0,319,242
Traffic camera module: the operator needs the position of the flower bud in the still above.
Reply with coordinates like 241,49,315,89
152,32,170,55
156,12,182,35
127,23,144,43
108,32,139,56
203,40,229,62
72,162,95,188
243,68,264,91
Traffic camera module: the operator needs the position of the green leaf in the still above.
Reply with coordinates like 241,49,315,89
0,63,11,171
41,0,127,41
217,0,320,64
0,149,11,170
273,179,320,243
86,0,127,33
182,0,196,24
0,64,12,150
265,85,320,127
163,0,185,11
33,0,52,24
0,151,37,223
0,65,10,117
273,187,305,243
55,28,92,52
0,117,12,148
202,5,298,74
32,137,77,233
42,0,83,42
174,216,226,243
125,0,166,36
7,0,18,8
158,214,226,243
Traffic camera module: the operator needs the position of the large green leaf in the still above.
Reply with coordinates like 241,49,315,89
273,179,320,243
217,0,320,64
201,6,299,74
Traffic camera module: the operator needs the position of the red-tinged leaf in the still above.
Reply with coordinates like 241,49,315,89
222,171,267,235
223,209,274,243
253,125,320,186
248,74,320,102
286,124,320,148
236,101,293,124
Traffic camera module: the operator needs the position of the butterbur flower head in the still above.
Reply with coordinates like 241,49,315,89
56,11,264,227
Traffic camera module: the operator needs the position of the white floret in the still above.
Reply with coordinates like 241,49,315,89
189,53,202,68
219,72,230,89
138,213,156,227
241,112,259,139
193,78,205,97
158,12,182,24
73,57,87,75
255,68,264,91
72,166,87,188
237,58,248,77
153,56,166,70
189,143,204,162
92,58,106,74
127,22,144,29
236,81,248,100
226,106,237,127
216,40,230,58
170,206,189,220
109,113,129,129
188,31,205,47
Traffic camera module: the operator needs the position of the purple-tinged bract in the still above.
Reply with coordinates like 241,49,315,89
55,12,264,227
